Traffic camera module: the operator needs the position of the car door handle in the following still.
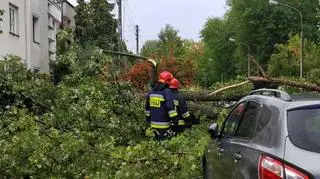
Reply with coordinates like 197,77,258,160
218,148,225,153
233,153,242,161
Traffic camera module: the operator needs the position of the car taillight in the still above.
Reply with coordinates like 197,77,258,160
284,165,309,179
259,155,309,179
259,155,284,179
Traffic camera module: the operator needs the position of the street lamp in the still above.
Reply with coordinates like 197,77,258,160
269,0,303,79
229,38,251,77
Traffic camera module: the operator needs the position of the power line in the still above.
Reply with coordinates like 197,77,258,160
123,0,136,27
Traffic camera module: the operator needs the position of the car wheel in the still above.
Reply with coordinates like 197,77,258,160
202,156,208,179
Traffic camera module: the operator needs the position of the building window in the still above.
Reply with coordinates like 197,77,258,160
9,3,19,36
49,51,55,61
33,16,40,44
48,14,55,29
62,16,72,28
49,40,55,53
33,68,40,73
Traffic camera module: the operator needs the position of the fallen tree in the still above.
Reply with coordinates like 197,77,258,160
187,102,219,119
136,90,244,102
248,76,320,92
208,81,250,96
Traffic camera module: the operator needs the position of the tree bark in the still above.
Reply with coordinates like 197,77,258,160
248,76,320,92
187,102,218,119
136,90,243,102
250,56,268,78
208,81,250,96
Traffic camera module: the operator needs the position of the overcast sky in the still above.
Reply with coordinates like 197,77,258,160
68,0,227,52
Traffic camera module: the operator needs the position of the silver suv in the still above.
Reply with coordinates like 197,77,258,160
203,89,320,179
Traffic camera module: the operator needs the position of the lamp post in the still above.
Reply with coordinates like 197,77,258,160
229,38,251,77
269,0,303,79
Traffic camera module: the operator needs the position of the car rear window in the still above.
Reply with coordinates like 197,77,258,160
287,105,320,153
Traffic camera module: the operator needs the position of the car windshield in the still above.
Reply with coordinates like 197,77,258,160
288,105,320,153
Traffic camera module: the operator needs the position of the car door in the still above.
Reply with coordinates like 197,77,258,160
205,102,247,179
229,101,263,179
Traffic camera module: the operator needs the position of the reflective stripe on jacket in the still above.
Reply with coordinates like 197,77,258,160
172,91,190,126
145,84,177,129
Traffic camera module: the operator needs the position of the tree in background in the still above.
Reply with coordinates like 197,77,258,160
200,17,237,84
74,0,90,44
140,40,159,58
0,9,4,34
126,25,199,90
226,0,319,68
268,35,320,81
157,24,185,58
123,60,153,90
74,0,125,51
200,0,319,81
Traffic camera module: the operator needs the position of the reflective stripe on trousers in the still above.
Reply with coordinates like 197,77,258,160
181,111,190,118
150,121,171,129
178,120,185,126
168,110,178,117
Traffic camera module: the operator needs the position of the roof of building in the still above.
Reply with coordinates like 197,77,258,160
65,0,75,8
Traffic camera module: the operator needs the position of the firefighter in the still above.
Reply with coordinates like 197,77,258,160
145,71,179,141
168,78,192,134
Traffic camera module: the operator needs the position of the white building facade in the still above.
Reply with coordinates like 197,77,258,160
0,0,75,73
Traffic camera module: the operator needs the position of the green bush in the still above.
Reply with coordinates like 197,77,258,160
0,49,211,178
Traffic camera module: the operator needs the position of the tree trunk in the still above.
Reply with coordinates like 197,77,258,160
187,102,218,119
248,76,320,92
136,90,243,102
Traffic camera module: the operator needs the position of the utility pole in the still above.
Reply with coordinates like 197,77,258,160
117,0,122,41
135,25,139,54
60,0,64,29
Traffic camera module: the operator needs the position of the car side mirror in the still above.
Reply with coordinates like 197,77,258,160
208,122,219,139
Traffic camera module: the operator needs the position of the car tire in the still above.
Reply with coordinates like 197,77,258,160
202,156,209,179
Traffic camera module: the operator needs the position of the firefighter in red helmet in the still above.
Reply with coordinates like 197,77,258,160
145,71,179,140
168,78,192,134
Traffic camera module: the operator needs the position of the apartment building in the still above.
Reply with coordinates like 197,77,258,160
0,0,75,73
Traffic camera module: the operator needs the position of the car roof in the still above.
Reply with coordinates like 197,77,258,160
240,94,286,107
286,100,320,110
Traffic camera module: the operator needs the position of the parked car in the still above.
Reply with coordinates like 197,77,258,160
203,89,320,179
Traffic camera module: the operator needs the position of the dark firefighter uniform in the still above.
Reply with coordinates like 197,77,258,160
171,90,191,133
145,71,179,140
175,92,191,124
145,84,179,140
168,78,191,134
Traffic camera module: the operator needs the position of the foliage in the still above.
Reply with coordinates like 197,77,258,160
74,0,125,51
157,54,197,87
200,0,320,82
157,24,185,58
141,40,160,58
208,77,253,102
308,69,320,85
123,60,153,90
123,54,197,90
0,44,212,178
131,25,200,90
141,24,187,59
200,18,237,84
112,121,210,179
268,35,320,78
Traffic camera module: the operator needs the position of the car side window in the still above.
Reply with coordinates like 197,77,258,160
221,102,246,138
256,105,272,132
235,101,262,138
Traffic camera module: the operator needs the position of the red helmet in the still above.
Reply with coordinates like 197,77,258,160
158,71,173,83
169,78,180,89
